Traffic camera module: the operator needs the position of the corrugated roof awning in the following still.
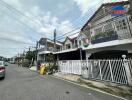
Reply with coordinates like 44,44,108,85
83,39,132,51
53,48,78,54
38,51,51,55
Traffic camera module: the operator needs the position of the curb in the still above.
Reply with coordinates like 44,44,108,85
51,75,127,100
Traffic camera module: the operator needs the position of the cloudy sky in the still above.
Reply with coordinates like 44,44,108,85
0,0,127,57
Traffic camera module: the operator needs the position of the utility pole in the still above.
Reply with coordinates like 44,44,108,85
29,47,31,51
53,29,57,70
35,41,38,66
17,53,20,67
54,29,56,52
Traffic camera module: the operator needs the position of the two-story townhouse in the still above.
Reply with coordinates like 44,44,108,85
81,1,132,59
37,38,63,63
54,32,88,60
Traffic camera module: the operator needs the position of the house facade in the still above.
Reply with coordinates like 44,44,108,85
81,1,132,59
54,32,88,60
37,38,63,63
35,1,132,85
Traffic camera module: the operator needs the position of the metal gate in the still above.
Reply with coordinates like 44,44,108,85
81,59,132,85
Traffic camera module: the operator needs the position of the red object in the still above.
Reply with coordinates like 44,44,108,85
0,67,5,71
112,10,125,14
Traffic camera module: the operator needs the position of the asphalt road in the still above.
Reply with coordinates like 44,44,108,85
0,63,125,100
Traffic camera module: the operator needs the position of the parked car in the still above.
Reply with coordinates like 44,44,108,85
0,61,6,79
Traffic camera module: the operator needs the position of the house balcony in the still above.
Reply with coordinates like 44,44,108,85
37,47,62,54
83,15,132,45
91,31,119,44
37,47,54,54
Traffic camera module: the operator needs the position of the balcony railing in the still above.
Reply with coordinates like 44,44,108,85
89,15,132,44
91,31,119,44
37,48,47,52
38,47,62,53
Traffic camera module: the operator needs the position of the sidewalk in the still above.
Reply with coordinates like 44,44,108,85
53,72,132,100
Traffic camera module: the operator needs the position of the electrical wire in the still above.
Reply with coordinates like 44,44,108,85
56,0,107,40
0,0,53,38
0,37,34,45
57,31,80,41
56,0,121,41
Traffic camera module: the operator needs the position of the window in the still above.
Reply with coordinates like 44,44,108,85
79,40,82,46
116,19,127,31
57,46,60,50
75,40,78,47
66,44,71,49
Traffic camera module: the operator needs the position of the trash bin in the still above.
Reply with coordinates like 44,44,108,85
40,64,46,75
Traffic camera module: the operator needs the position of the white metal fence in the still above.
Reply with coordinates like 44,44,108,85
58,59,132,85
58,60,82,75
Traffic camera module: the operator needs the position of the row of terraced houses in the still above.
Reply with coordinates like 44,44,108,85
37,1,132,85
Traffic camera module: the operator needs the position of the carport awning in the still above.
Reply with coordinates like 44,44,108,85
53,48,78,54
83,39,132,51
38,51,51,55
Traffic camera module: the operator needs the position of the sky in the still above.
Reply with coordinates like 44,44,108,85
0,0,127,58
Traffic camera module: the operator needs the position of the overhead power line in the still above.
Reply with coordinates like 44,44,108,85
56,0,107,40
56,26,81,39
0,0,41,27
0,37,35,45
57,31,80,41
0,0,53,38
56,0,121,40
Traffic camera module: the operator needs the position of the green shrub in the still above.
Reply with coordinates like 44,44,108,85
91,30,117,40
22,59,30,67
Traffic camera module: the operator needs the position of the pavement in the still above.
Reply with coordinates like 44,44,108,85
54,72,132,100
0,63,126,100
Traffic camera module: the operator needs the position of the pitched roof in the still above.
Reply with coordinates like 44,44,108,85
63,37,73,43
81,1,129,31
63,32,80,43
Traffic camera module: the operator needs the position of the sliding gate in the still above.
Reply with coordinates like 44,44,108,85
81,59,132,85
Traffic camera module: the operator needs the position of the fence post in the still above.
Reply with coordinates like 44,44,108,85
109,60,114,82
57,61,60,72
87,60,89,78
123,59,132,86
91,60,93,78
81,60,83,76
99,60,102,80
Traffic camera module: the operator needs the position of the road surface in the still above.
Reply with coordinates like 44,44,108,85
0,63,124,100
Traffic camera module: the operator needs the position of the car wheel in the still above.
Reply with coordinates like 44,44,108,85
0,76,5,80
